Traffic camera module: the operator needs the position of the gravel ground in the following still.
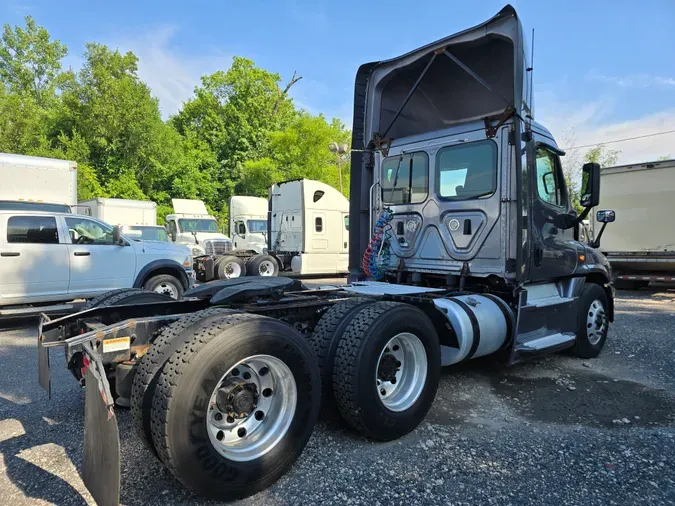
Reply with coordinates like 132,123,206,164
0,286,674,505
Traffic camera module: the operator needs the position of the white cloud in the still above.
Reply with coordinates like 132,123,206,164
536,92,675,166
111,26,231,119
587,72,675,89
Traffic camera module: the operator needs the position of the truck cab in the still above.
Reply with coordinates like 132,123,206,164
229,196,268,254
165,199,233,258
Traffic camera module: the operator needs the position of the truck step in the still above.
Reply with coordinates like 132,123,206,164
515,332,576,354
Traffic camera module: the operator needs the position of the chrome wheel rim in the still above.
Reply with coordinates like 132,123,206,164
586,299,607,345
153,282,178,299
224,261,242,278
376,332,428,412
258,259,276,276
206,355,297,462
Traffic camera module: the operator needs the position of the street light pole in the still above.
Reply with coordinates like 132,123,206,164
328,141,349,195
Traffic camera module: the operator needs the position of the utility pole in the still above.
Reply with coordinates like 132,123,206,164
328,142,349,195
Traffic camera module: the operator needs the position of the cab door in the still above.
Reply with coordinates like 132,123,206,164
337,212,349,272
65,216,136,295
527,141,580,281
0,214,70,301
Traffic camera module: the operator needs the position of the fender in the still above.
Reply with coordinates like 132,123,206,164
133,259,189,290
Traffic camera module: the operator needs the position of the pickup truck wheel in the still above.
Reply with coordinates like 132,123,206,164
307,297,375,414
143,274,184,300
332,301,440,441
247,255,279,277
150,313,320,499
216,256,247,279
571,283,609,358
130,308,236,456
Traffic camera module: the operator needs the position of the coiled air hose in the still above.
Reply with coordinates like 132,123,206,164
362,208,393,280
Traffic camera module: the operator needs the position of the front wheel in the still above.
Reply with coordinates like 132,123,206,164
571,283,610,358
143,274,184,300
150,313,320,499
332,301,440,441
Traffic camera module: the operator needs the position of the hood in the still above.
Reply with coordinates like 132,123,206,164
141,240,191,256
182,232,231,245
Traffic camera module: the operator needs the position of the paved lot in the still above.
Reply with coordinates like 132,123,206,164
0,286,674,505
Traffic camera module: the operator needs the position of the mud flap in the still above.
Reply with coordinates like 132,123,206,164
82,355,121,506
37,314,51,397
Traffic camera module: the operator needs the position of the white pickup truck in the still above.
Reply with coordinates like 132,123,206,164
0,210,194,308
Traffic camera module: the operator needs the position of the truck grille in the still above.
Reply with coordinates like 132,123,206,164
204,239,233,256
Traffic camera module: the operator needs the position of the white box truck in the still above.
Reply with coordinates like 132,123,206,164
0,152,77,212
591,158,675,288
78,198,157,226
269,178,349,275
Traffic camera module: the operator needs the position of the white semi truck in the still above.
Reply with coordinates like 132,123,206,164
269,178,349,275
229,196,268,254
591,158,675,288
0,152,77,213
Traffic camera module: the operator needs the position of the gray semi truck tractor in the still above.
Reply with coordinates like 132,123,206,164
37,5,615,505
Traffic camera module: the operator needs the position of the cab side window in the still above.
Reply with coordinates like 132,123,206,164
535,147,563,207
7,216,59,244
236,221,246,235
65,217,114,245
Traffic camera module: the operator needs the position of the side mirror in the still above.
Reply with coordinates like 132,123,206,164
596,209,615,223
591,209,615,248
112,225,122,245
580,162,601,208
170,231,176,242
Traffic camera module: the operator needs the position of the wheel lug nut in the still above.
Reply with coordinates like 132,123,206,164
214,412,223,421
255,410,265,421
243,371,251,380
391,378,397,384
216,430,224,441
396,361,402,367
231,368,240,376
385,347,390,353
259,367,269,376
262,388,273,397
393,345,400,351
380,388,386,396
237,427,247,438
227,415,235,423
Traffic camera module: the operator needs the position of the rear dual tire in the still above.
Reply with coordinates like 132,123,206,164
216,256,247,279
135,312,320,500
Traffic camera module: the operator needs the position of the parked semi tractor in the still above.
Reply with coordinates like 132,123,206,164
0,152,76,213
591,158,675,289
37,6,616,505
270,178,349,275
229,196,268,254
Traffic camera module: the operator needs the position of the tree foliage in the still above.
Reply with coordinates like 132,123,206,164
0,17,350,226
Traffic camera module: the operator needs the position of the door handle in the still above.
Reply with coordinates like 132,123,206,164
74,251,90,256
0,252,20,257
534,247,543,266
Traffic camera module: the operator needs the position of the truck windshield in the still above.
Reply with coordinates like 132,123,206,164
381,152,429,205
247,220,267,233
178,218,218,233
125,226,168,242
436,140,497,200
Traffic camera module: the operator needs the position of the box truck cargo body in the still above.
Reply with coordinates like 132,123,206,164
79,198,157,226
0,152,77,211
591,158,675,286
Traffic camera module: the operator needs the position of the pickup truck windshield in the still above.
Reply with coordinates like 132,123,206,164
247,220,267,233
178,219,218,233
125,226,168,242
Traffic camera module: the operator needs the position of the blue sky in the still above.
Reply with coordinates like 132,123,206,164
2,0,674,163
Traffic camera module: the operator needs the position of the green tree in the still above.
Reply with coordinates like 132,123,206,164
238,112,350,197
583,144,620,167
0,16,67,104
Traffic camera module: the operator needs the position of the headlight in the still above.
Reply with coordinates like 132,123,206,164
191,246,204,257
183,255,193,268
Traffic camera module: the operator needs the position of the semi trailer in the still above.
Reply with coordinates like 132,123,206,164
590,158,675,289
37,5,615,505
